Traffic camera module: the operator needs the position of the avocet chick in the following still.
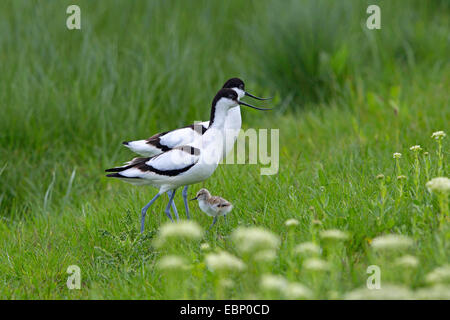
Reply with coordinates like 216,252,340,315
191,188,233,230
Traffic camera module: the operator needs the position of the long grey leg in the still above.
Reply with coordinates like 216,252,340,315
165,189,179,221
208,216,218,231
167,190,179,216
182,185,190,219
141,192,162,233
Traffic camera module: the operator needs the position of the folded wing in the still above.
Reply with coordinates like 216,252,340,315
106,146,201,179
123,122,209,157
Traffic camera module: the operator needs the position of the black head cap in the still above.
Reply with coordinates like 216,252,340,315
209,89,238,125
211,88,238,107
222,78,245,90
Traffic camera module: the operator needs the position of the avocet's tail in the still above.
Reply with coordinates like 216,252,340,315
105,157,150,173
105,157,152,186
122,140,161,157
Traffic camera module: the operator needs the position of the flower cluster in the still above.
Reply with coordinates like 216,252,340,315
371,234,413,250
231,227,280,254
294,242,321,255
157,255,187,271
260,274,311,299
303,258,329,271
426,177,450,194
320,229,349,241
205,251,246,272
426,265,450,284
260,274,287,292
154,221,203,247
409,145,422,152
286,282,312,299
344,284,413,300
431,131,446,140
254,250,277,262
394,255,419,268
285,218,299,227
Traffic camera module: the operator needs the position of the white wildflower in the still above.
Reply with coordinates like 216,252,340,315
157,255,187,271
200,243,210,251
410,145,422,152
426,177,450,194
155,221,203,246
393,153,402,159
344,284,413,300
397,175,407,181
254,250,277,262
320,229,349,241
205,251,246,272
394,255,419,268
231,227,280,254
415,285,450,300
303,258,329,271
294,242,321,255
425,265,450,284
431,131,446,140
260,274,287,292
286,282,312,299
371,234,413,250
285,218,299,227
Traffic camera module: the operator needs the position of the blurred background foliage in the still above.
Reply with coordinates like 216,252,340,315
0,0,448,216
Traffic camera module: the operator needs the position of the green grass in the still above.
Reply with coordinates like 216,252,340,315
0,0,449,299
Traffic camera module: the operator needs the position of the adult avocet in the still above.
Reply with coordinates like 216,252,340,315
106,89,271,233
122,78,270,218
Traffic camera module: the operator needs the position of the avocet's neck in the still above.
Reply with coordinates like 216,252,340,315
225,106,242,131
209,102,237,130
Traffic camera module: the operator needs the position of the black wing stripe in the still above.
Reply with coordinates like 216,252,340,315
146,135,171,152
106,172,140,179
106,161,196,178
135,161,197,177
105,157,151,172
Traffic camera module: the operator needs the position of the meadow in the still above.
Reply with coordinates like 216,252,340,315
0,0,449,299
